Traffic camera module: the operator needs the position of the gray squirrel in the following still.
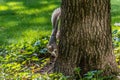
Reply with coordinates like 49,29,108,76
47,8,61,57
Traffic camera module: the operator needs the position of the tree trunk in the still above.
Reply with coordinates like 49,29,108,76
54,0,119,76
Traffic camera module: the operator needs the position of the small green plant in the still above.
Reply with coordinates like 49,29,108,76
0,36,51,79
73,68,116,80
84,70,103,80
112,29,120,67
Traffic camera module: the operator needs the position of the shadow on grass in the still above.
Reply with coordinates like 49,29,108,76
0,0,60,45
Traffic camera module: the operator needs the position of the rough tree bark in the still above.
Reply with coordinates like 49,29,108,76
54,0,119,76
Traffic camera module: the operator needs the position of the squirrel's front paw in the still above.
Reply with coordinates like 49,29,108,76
47,44,58,57
47,45,54,53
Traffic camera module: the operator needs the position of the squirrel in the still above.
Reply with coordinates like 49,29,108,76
47,8,61,57
39,8,61,74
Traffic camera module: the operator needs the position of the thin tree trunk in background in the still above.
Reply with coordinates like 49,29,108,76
54,0,119,76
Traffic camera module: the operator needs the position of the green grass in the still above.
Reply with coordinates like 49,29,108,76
111,0,120,25
0,0,120,45
0,0,60,45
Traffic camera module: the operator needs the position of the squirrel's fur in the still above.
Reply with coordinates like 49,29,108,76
47,8,61,57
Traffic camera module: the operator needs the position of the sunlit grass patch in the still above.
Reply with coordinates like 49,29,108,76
17,9,40,15
113,26,120,29
0,1,26,11
18,29,51,43
6,2,26,10
2,21,18,27
30,17,49,24
7,2,23,6
39,5,58,12
0,5,8,11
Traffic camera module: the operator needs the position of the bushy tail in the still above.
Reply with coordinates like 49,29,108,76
51,7,61,29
